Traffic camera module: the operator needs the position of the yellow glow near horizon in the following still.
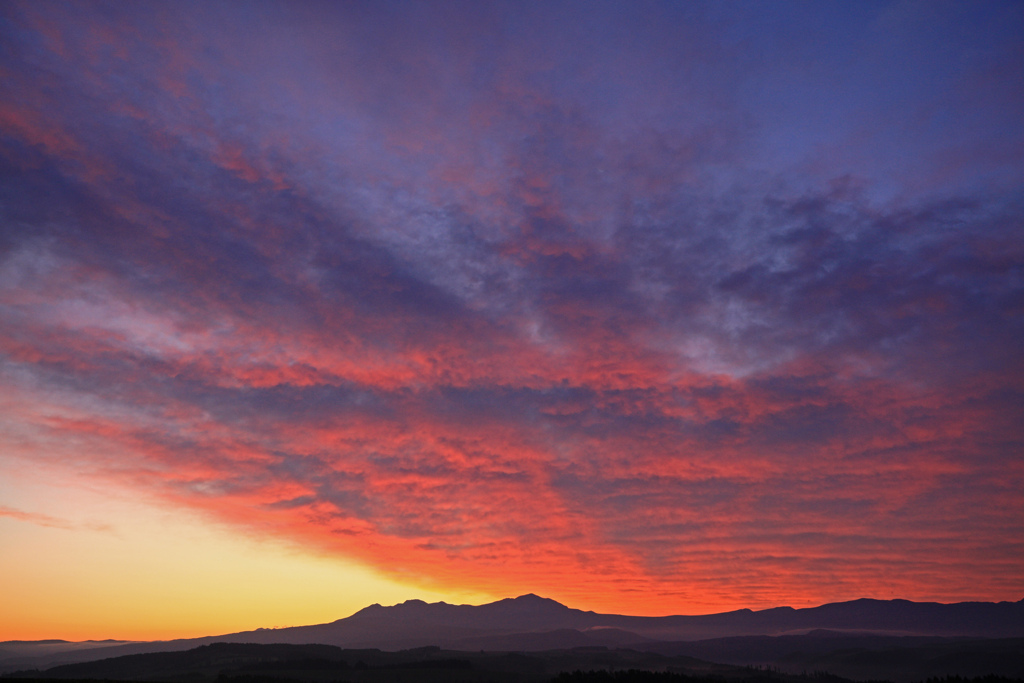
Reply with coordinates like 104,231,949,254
0,464,495,641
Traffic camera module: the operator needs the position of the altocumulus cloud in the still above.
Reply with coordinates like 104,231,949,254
1,0,1022,612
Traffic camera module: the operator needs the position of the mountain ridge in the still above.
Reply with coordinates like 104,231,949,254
3,595,1022,674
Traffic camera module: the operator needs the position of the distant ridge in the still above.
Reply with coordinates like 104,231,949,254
3,595,1022,673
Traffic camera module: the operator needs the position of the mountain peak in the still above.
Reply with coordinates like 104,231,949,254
498,594,569,610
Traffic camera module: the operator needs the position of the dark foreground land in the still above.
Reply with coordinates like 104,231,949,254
4,642,1024,683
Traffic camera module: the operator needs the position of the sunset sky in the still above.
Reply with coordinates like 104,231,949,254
1,0,1023,641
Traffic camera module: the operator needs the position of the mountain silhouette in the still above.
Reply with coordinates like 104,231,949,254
3,595,1022,673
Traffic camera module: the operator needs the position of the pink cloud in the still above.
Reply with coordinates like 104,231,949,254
1,0,1022,616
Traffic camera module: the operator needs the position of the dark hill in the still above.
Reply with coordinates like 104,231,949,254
2,641,741,683
3,596,1022,674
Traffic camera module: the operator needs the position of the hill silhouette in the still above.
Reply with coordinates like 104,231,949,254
5,640,1024,683
206,594,1024,646
3,595,1022,677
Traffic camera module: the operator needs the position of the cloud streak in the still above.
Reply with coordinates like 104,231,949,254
0,505,112,533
